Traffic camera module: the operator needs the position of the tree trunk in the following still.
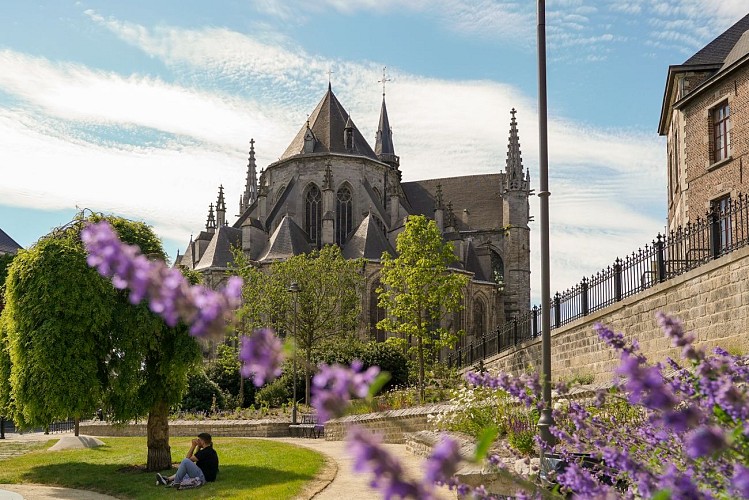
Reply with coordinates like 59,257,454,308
74,417,79,437
304,347,311,405
418,335,425,404
238,372,245,408
146,400,172,472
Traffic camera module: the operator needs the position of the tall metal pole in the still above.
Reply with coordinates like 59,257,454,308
288,282,300,425
536,0,556,448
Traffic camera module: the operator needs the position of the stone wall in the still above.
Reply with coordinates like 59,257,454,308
323,404,452,443
79,419,290,438
478,245,749,383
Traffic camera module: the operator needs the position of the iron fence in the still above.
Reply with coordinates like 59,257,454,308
448,192,749,369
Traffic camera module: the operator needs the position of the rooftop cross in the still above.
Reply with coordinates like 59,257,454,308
378,66,391,97
327,68,334,88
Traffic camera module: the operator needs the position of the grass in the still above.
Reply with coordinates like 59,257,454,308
0,437,326,499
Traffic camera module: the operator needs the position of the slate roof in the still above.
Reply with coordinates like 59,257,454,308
195,226,242,270
721,29,749,71
342,213,395,260
375,97,395,157
258,215,312,262
402,174,503,232
280,85,378,161
0,227,22,255
683,13,749,66
462,239,489,281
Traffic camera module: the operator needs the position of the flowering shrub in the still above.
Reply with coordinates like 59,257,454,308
428,386,507,440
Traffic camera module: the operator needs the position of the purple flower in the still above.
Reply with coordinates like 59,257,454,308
465,371,541,408
81,221,242,337
346,426,424,499
732,464,749,498
239,328,284,387
312,361,380,422
685,425,726,459
424,437,462,484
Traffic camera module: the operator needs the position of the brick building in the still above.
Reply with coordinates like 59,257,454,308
176,84,532,342
659,13,749,235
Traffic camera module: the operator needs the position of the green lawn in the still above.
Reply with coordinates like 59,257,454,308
0,437,327,499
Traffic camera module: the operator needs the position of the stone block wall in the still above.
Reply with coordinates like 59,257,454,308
79,419,290,438
323,404,452,443
478,245,749,383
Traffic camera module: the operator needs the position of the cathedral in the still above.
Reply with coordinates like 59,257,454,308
176,84,532,344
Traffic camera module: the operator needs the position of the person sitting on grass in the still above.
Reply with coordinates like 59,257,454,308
156,433,219,489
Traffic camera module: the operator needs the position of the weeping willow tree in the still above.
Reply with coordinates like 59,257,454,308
2,213,200,470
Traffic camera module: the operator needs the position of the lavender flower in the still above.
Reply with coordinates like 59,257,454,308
685,425,726,459
732,464,749,498
424,437,462,484
347,426,424,499
82,220,242,337
239,328,284,387
312,360,380,422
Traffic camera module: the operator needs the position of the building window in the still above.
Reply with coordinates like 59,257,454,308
490,250,504,286
712,101,731,163
711,194,732,254
336,185,353,245
472,299,485,339
305,184,322,247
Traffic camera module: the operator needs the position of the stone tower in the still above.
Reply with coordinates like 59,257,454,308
502,108,532,314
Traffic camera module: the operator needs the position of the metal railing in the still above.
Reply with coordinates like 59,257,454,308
449,192,749,369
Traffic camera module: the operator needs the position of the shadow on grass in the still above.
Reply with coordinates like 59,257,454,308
19,462,317,499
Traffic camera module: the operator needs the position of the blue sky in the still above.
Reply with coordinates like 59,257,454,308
1,1,747,303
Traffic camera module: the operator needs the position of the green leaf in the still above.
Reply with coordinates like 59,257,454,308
651,489,672,500
474,426,499,462
368,372,392,399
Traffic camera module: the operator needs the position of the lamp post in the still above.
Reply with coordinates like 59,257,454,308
288,282,300,424
536,0,556,449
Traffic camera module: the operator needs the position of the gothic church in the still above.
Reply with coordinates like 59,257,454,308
176,84,532,344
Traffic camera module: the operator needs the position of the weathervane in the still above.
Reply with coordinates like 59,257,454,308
378,66,391,97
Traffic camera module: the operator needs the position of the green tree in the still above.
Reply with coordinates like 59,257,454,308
2,214,200,470
236,245,364,403
377,215,469,403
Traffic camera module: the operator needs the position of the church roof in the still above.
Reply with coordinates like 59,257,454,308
375,97,395,157
280,85,378,161
0,227,22,255
258,215,312,262
342,213,395,260
683,13,749,66
195,225,242,270
462,239,489,281
402,174,503,231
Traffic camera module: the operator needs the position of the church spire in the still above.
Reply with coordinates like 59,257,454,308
240,138,258,213
216,185,227,227
206,203,217,233
375,67,399,170
504,108,527,191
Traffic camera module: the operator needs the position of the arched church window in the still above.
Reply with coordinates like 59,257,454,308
336,185,353,245
490,250,505,286
369,279,387,342
305,184,322,248
473,299,485,338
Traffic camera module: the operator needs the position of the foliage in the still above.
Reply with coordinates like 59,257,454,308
377,215,469,402
505,409,537,455
2,213,201,470
429,386,508,440
0,437,326,500
234,245,365,402
314,339,409,391
206,342,255,408
468,314,749,498
180,370,227,413
254,362,305,408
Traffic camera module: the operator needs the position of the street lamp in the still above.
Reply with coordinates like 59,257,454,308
287,282,300,424
536,0,556,449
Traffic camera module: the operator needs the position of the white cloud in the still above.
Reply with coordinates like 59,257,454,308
0,14,667,301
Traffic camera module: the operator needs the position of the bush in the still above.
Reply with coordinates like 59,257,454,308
180,371,226,413
429,386,507,440
207,343,256,408
255,362,305,408
506,409,538,455
360,342,409,390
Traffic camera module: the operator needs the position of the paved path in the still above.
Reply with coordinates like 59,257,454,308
0,432,457,499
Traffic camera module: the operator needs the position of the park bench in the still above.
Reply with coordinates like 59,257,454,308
289,413,324,438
